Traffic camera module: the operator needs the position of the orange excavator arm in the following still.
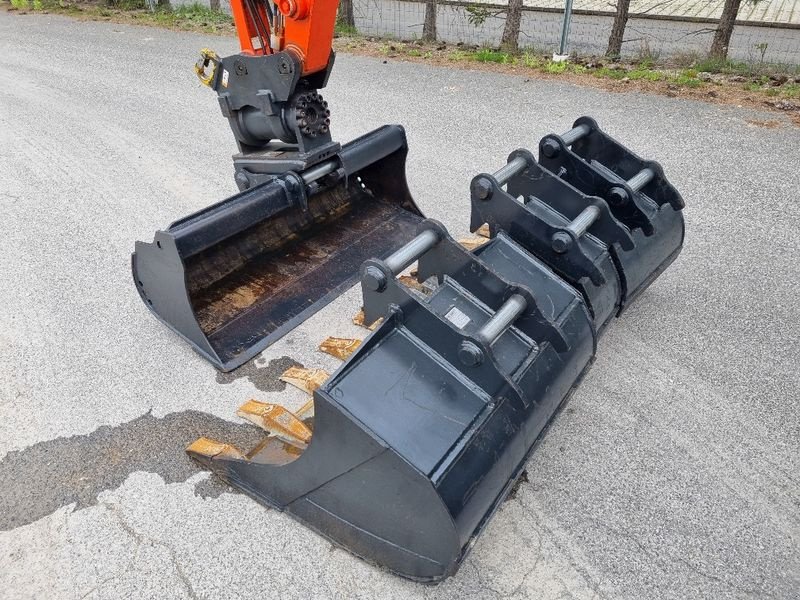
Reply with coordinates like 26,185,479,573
193,0,341,186
229,0,339,76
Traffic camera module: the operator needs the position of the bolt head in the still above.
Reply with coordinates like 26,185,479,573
541,139,561,159
551,231,573,254
474,178,493,201
458,341,484,367
362,266,387,292
607,186,629,206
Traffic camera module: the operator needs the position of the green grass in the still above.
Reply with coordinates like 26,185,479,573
594,66,627,80
447,49,471,62
474,48,513,64
544,60,567,73
521,52,543,69
636,57,656,70
693,57,751,75
672,72,702,87
105,0,147,9
334,21,358,37
591,66,665,82
150,3,232,29
688,55,799,78
7,0,235,33
781,83,800,98
627,68,664,81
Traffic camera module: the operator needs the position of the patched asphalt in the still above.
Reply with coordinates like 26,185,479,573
1,12,798,600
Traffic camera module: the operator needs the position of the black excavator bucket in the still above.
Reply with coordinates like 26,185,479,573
132,125,423,371
471,116,685,327
189,220,596,582
185,118,685,582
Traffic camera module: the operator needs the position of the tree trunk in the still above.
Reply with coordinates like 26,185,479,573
501,0,523,52
338,0,355,28
605,0,631,57
423,1,437,41
710,0,742,58
209,0,219,10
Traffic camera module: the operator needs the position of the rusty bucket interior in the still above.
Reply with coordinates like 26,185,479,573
132,125,424,371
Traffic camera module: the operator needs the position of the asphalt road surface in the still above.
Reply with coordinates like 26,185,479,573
1,12,799,600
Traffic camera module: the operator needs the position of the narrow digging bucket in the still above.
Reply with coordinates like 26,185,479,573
132,125,423,371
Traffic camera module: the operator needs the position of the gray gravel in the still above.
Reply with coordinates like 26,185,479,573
1,12,799,600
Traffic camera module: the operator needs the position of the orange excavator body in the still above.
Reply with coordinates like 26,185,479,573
230,0,339,75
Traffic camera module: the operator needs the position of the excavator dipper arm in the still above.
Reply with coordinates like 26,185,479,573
230,0,339,75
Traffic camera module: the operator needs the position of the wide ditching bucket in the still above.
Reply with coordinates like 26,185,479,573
132,125,423,371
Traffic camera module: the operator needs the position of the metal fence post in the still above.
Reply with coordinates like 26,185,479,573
553,0,574,61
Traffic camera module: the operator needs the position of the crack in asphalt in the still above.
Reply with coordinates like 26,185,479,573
102,501,197,599
516,500,610,600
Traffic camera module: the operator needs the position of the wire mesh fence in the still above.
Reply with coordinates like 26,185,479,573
348,0,800,65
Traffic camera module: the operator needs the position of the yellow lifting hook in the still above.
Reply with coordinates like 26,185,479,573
194,48,221,87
